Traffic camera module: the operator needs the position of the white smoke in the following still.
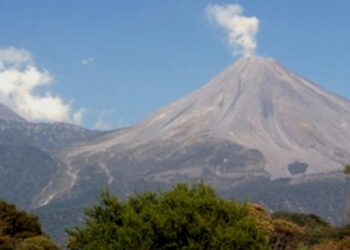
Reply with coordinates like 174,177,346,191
0,47,84,124
206,4,259,57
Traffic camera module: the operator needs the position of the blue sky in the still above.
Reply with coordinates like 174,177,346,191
0,0,349,129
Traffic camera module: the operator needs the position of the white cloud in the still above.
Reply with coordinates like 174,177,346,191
0,47,84,124
206,4,259,57
81,57,95,65
0,47,32,70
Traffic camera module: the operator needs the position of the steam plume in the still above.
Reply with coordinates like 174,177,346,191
206,4,259,57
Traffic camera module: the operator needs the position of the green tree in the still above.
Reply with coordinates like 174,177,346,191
67,183,269,250
0,200,58,250
0,200,42,239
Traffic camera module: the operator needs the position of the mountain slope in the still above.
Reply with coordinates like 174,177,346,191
0,105,103,152
0,103,26,123
0,104,105,210
59,56,350,186
0,144,64,208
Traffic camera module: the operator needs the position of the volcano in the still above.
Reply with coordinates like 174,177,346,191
55,56,350,181
33,57,350,238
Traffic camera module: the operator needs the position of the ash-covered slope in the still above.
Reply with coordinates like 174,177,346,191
61,56,350,185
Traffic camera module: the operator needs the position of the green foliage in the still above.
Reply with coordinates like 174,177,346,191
0,235,15,250
17,235,59,250
310,236,350,250
0,200,42,239
272,212,329,228
248,205,305,250
67,183,269,250
247,203,275,238
272,212,332,245
0,200,57,249
272,212,350,249
270,219,304,250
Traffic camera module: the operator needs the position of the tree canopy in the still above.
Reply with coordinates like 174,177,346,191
67,183,269,250
0,200,58,250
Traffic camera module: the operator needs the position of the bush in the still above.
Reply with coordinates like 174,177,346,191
311,236,350,250
270,219,304,250
272,212,332,245
17,235,59,250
